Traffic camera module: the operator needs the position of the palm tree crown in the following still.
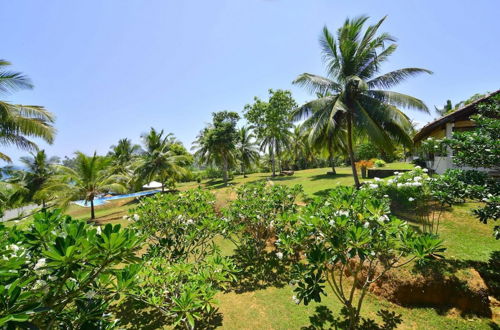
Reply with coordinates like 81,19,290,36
237,126,259,177
192,111,240,185
108,138,142,167
293,16,431,187
42,152,126,219
19,150,58,205
136,128,189,191
0,60,55,162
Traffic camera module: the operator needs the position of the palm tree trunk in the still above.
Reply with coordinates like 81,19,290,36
241,163,246,178
90,198,95,220
223,155,229,184
347,113,360,189
329,149,336,174
270,146,276,177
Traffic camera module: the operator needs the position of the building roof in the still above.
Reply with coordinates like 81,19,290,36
414,89,500,143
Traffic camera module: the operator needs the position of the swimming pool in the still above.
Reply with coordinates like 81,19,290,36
73,189,161,207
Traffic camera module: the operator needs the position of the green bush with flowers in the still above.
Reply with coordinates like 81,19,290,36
128,189,238,329
0,209,143,329
223,181,303,288
224,181,302,254
276,186,444,330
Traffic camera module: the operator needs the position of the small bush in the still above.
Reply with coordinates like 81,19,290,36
373,159,386,168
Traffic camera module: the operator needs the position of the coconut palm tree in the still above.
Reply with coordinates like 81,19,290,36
193,111,240,185
18,150,59,207
136,128,189,192
258,126,292,175
42,152,126,220
0,60,55,162
237,126,259,177
293,16,431,188
108,138,142,167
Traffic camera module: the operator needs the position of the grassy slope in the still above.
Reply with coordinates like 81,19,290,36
11,163,499,328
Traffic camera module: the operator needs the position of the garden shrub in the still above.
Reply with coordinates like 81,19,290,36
366,167,464,235
129,189,238,329
442,94,500,238
223,181,302,288
373,159,386,168
277,186,444,330
0,209,143,329
224,181,302,253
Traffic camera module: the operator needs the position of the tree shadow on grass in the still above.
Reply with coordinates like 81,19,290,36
309,173,351,181
229,244,293,293
112,298,167,330
113,297,224,330
413,250,500,301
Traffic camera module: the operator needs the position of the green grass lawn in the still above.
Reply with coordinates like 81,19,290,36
7,163,500,328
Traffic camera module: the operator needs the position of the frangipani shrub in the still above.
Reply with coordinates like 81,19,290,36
0,209,143,329
278,187,444,330
434,169,499,239
370,167,499,238
130,189,237,329
366,167,456,235
223,181,302,288
224,181,302,253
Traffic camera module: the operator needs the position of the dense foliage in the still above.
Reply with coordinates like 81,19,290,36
277,186,444,329
129,190,237,329
193,111,240,185
244,89,297,176
444,93,499,169
0,209,143,328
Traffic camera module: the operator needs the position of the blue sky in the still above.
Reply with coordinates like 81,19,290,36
3,0,499,163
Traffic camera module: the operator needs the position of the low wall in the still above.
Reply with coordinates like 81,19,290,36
367,168,411,179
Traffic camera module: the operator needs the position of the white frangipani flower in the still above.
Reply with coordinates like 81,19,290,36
34,258,46,270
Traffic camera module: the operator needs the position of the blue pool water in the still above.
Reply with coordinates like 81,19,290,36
73,190,161,207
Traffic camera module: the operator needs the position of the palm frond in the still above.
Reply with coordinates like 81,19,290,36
367,68,433,89
367,90,429,113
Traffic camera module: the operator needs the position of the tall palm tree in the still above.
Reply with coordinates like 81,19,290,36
192,111,239,185
237,126,259,177
0,60,55,162
293,16,431,188
288,125,305,169
136,128,188,192
42,152,126,220
259,127,292,175
108,138,142,167
18,150,58,207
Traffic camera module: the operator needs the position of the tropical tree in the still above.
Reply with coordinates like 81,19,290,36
244,89,296,176
237,126,259,177
435,99,453,116
41,152,126,220
108,138,142,167
0,181,27,217
136,128,189,192
0,60,55,162
193,111,240,185
293,16,431,187
18,150,59,207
